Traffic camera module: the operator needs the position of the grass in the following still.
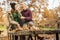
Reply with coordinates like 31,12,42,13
41,27,56,30
40,26,57,30
0,25,7,30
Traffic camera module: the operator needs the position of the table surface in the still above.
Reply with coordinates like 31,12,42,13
8,29,60,35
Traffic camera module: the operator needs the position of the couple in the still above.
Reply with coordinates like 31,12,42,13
9,2,33,40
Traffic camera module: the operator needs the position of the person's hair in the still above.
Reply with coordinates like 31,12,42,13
10,3,16,10
20,3,28,9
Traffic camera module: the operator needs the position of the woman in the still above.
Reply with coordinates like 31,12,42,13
8,2,24,40
9,2,23,31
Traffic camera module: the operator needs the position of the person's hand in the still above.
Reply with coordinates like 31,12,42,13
21,16,25,19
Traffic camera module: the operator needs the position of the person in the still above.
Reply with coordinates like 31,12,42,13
8,2,23,40
9,2,23,30
20,3,33,27
20,3,33,40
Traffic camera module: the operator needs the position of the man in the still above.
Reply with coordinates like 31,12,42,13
20,3,33,27
20,3,33,40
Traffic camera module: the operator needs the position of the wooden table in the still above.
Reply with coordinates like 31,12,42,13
8,29,60,40
35,30,60,40
8,30,35,40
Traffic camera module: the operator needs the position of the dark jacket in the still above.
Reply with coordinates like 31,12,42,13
21,9,32,22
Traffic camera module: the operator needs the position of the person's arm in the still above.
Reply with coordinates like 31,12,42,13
8,12,19,24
